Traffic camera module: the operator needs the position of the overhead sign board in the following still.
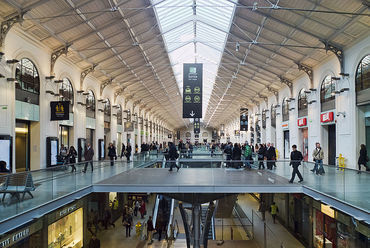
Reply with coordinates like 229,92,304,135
240,108,248,131
194,118,200,134
321,112,334,124
50,101,69,121
183,63,203,118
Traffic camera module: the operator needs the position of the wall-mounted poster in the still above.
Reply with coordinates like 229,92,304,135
0,135,12,171
240,108,248,131
46,137,59,167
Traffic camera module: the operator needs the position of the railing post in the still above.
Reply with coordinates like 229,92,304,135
264,222,267,248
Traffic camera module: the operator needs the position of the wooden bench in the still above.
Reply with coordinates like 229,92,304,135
0,173,35,202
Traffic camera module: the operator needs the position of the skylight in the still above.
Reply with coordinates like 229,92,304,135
152,0,236,119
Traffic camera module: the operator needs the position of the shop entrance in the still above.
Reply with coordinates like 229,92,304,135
328,124,336,165
15,121,30,172
284,130,290,159
86,128,94,149
59,125,70,148
299,128,308,161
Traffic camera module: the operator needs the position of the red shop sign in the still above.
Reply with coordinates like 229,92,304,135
321,112,334,123
297,118,307,127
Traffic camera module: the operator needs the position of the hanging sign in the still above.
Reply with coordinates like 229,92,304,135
124,122,134,132
240,108,248,131
297,117,307,127
320,112,334,123
50,101,69,121
194,118,200,134
183,63,203,118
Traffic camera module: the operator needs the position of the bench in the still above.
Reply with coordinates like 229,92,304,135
0,173,35,202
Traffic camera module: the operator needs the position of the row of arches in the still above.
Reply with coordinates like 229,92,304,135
258,54,369,125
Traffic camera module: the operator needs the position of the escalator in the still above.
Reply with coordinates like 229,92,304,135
201,204,215,240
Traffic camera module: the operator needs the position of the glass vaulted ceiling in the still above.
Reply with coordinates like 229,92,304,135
152,0,236,119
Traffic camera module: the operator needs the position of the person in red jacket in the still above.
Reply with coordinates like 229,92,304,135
139,201,146,219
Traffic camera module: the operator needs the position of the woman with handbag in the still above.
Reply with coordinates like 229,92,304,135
358,144,368,174
122,213,133,237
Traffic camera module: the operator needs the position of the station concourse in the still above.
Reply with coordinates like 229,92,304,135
0,0,369,247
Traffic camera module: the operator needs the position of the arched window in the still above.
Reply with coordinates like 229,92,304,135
117,105,122,125
104,99,111,122
60,78,74,105
298,89,308,117
355,55,370,105
15,58,40,104
86,90,96,118
320,75,336,111
282,98,289,122
271,104,276,128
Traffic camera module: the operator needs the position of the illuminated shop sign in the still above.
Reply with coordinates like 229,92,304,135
320,112,334,123
297,117,307,127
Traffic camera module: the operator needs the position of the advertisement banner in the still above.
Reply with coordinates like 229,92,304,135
240,108,248,131
50,101,69,121
183,63,203,118
124,122,134,132
194,118,200,134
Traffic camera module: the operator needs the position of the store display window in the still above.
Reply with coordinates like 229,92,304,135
314,209,337,248
48,208,83,248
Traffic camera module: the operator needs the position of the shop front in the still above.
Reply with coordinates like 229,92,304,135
282,122,290,159
320,111,336,165
47,202,84,248
0,219,43,248
298,117,309,161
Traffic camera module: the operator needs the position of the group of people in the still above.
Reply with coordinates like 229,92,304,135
59,144,78,172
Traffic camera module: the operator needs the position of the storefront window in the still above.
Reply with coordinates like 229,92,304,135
15,58,40,95
86,90,95,118
321,76,336,104
271,105,276,128
282,98,289,122
117,104,122,125
60,78,73,106
298,89,308,117
48,208,83,248
314,209,337,248
355,54,370,92
104,99,111,122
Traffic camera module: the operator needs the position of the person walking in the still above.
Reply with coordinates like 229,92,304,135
243,141,252,169
147,216,155,244
289,145,304,183
125,143,132,162
358,144,368,174
120,143,126,159
265,143,275,170
60,144,68,163
122,213,133,237
232,143,242,169
88,235,100,248
168,142,179,172
103,207,115,229
258,199,267,221
67,146,77,172
139,201,146,219
311,142,324,175
224,142,232,167
134,200,140,217
270,202,279,224
107,143,117,166
0,161,10,173
258,144,266,170
83,143,94,172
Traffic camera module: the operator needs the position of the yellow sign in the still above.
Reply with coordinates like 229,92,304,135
321,204,335,218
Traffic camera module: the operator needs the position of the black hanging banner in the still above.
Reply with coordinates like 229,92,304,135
240,108,248,131
193,118,200,134
50,101,69,121
183,63,203,118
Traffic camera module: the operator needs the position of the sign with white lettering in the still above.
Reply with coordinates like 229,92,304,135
240,108,248,131
0,219,42,248
297,117,307,127
320,112,334,123
194,118,200,134
183,63,203,118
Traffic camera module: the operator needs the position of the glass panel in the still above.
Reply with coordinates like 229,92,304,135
356,54,370,92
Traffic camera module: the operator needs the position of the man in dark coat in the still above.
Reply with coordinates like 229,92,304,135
168,142,179,171
125,143,132,162
265,143,276,170
289,145,304,183
232,143,242,169
83,143,94,172
88,235,100,248
107,143,117,166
